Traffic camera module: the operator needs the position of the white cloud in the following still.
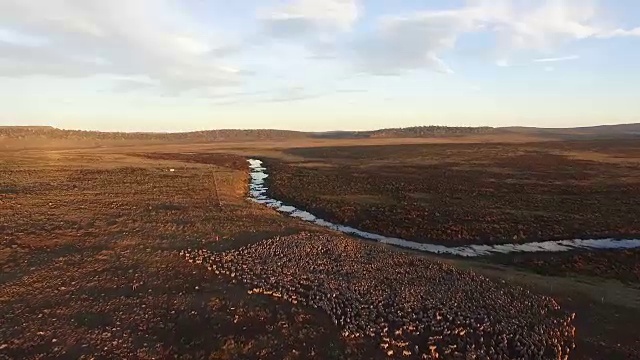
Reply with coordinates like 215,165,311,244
350,0,640,75
261,0,359,37
351,10,471,74
1,0,638,93
496,59,511,67
0,27,47,46
598,27,640,38
488,0,602,50
0,0,244,92
533,55,580,63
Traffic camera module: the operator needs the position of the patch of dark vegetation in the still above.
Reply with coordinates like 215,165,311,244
285,142,493,160
73,311,114,329
133,152,248,170
269,141,640,246
0,127,306,142
368,125,495,138
0,185,19,194
154,203,184,211
311,126,495,139
555,295,640,360
489,249,640,284
542,138,640,157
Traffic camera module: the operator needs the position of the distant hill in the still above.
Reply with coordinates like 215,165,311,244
0,127,306,141
368,126,495,138
1,123,638,150
312,126,495,139
311,131,371,139
0,127,308,150
501,123,640,139
0,125,497,144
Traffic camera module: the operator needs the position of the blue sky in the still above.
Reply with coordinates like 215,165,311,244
1,0,639,132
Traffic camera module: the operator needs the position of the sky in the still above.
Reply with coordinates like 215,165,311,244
1,0,640,132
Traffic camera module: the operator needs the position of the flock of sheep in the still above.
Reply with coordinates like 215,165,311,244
182,232,575,359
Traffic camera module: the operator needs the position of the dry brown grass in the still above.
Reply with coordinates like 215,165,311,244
1,151,381,359
265,141,640,246
2,138,640,359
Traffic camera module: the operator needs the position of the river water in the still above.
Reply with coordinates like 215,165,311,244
248,159,640,257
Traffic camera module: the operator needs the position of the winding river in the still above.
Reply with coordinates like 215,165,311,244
248,159,640,257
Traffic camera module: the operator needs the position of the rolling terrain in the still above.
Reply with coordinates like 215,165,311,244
2,125,640,359
2,123,640,150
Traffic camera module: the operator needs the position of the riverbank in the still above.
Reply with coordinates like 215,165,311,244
265,141,640,247
249,159,640,257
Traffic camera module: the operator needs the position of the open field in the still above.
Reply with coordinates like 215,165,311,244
266,140,640,247
2,134,640,359
488,249,640,284
263,138,640,286
1,151,379,359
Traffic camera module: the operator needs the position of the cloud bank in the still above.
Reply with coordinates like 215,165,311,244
0,0,639,97
349,0,640,75
0,0,242,92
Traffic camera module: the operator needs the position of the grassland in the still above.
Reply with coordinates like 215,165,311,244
2,134,640,359
260,138,640,359
267,140,640,246
1,151,383,359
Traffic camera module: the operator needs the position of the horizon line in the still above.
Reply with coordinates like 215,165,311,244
2,121,639,134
